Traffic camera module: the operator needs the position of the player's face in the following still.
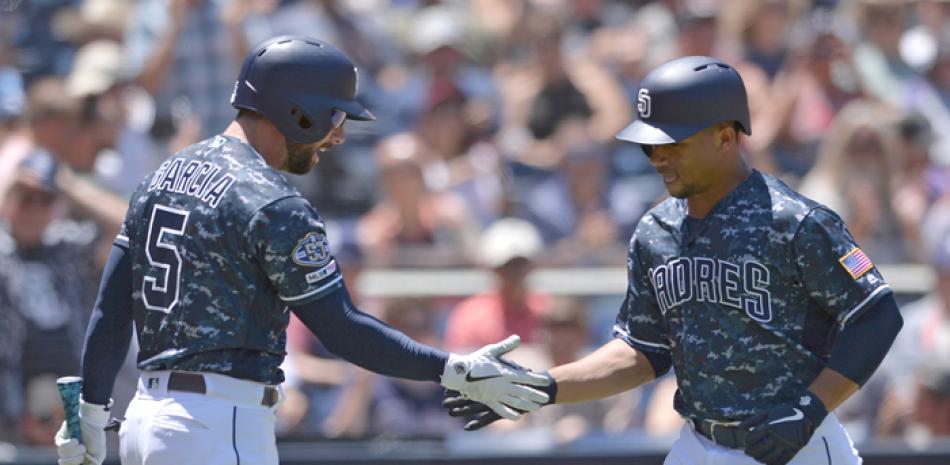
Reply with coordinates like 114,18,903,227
284,117,347,174
644,125,731,199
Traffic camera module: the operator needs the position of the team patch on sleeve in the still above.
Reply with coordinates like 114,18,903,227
838,248,874,279
292,232,331,267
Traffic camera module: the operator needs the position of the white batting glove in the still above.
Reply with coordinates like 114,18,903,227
54,399,111,465
440,335,551,421
54,424,85,465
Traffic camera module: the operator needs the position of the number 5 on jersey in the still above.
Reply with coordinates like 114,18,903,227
143,204,190,313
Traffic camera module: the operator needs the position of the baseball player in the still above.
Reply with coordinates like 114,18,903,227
53,36,552,465
446,56,903,465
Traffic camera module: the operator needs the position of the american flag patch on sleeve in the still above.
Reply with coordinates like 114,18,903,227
839,248,874,279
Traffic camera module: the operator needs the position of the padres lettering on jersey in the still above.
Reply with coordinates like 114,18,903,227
614,171,891,421
650,257,771,322
115,135,343,384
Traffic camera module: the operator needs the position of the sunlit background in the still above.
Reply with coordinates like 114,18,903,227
0,0,949,464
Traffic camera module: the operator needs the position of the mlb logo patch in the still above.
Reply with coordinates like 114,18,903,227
839,248,874,280
292,232,331,267
305,260,338,283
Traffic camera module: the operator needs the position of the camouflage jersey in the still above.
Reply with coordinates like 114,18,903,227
613,170,891,421
115,135,342,384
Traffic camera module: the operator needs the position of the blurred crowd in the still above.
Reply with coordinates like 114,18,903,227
0,0,949,455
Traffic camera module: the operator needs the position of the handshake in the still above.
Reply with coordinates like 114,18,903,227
439,335,555,426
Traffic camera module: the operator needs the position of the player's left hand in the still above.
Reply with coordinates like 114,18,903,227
440,335,552,421
740,391,828,465
54,399,111,465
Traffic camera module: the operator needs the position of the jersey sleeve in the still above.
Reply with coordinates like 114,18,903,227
246,197,343,305
793,207,891,327
613,231,672,356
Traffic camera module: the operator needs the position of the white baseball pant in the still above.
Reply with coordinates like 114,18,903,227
663,413,861,465
118,371,282,465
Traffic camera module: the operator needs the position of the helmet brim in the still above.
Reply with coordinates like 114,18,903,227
615,119,708,145
337,99,376,121
296,93,377,122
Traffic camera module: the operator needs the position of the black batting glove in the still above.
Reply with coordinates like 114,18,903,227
443,372,557,431
443,393,509,431
739,391,828,465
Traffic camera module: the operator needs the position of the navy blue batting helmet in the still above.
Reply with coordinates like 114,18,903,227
231,36,375,144
616,56,750,145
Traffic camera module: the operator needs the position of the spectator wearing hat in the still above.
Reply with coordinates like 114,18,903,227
0,152,104,443
66,39,164,198
0,78,77,209
14,77,126,268
443,218,549,351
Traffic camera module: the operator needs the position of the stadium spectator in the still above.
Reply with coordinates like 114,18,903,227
0,0,946,451
444,218,549,351
891,114,949,260
886,200,950,421
902,25,950,166
16,78,125,268
7,0,76,85
357,132,479,267
66,39,162,198
0,153,105,442
800,99,910,263
910,359,950,440
516,120,623,265
852,0,917,105
124,0,253,139
751,8,863,178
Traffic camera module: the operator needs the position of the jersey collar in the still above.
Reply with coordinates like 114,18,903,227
653,170,763,246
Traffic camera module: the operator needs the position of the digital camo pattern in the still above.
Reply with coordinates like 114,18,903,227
614,171,891,421
56,377,83,439
118,135,342,384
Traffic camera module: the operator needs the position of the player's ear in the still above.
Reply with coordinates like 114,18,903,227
716,122,736,152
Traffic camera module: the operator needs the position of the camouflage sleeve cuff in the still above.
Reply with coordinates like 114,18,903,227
612,324,672,354
837,284,891,328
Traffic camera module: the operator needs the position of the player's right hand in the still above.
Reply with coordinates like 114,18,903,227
54,399,111,465
443,392,508,431
439,335,551,421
